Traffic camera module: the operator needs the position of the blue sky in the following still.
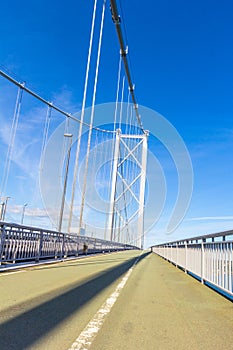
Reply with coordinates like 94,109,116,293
0,0,233,246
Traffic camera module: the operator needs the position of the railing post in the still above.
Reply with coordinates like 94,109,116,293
201,240,205,284
0,224,6,265
62,233,67,259
36,231,43,262
76,235,79,256
185,241,187,273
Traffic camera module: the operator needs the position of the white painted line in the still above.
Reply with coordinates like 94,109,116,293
0,270,25,276
67,254,141,350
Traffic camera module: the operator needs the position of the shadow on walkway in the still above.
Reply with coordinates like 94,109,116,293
0,251,150,350
31,255,136,271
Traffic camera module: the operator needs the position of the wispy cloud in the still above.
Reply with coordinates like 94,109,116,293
51,87,81,114
189,216,233,221
0,87,80,178
9,204,47,217
0,85,82,231
188,127,233,162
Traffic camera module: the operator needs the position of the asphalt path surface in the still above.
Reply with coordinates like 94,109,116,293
91,253,233,350
0,251,233,350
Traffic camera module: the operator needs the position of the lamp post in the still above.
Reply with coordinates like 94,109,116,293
0,202,4,221
1,196,11,221
21,203,27,225
58,133,73,232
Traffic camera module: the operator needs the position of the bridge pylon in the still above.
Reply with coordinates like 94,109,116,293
108,129,148,248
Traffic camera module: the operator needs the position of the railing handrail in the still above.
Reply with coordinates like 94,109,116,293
0,221,139,267
151,229,233,247
152,229,233,299
0,221,137,249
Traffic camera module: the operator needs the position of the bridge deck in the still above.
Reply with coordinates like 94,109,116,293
0,251,233,350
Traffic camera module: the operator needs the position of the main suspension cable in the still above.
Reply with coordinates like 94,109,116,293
0,69,115,134
110,0,145,134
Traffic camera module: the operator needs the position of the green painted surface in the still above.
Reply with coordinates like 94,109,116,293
0,251,141,350
0,251,232,350
91,253,233,350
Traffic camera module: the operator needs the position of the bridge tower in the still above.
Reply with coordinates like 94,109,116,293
108,129,148,249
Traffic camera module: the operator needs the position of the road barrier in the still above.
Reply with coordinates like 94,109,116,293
0,222,138,265
151,230,233,299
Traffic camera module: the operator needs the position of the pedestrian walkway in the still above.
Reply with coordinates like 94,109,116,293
0,251,233,350
91,252,233,350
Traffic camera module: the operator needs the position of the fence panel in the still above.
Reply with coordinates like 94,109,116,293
152,230,233,297
0,222,138,266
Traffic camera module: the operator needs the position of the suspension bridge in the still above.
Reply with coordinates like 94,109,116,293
0,1,233,349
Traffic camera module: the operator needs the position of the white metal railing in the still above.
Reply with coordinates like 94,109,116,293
0,222,138,265
151,230,233,298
